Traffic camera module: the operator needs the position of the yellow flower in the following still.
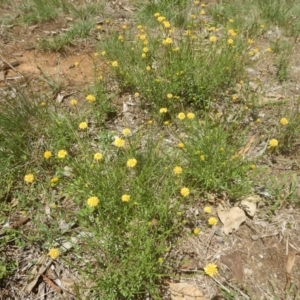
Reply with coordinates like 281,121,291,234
266,47,272,52
97,25,102,30
247,39,254,44
209,36,217,42
280,117,288,125
158,257,164,264
94,152,103,161
204,263,218,277
101,51,106,56
159,107,168,113
118,35,123,41
111,61,119,67
24,174,34,184
208,217,218,226
200,155,205,161
74,61,79,67
229,18,234,23
157,16,166,22
163,21,171,28
178,142,185,148
193,228,200,235
200,10,205,15
248,51,254,56
228,39,234,44
163,37,172,44
187,112,195,119
180,187,190,197
94,52,99,57
142,53,146,58
250,164,256,169
154,12,160,17
57,150,67,159
79,122,88,130
122,128,132,136
146,66,151,71
177,112,186,120
228,29,237,37
173,166,183,175
122,25,127,30
139,34,146,40
167,93,173,99
204,206,212,214
48,248,60,259
50,177,59,187
87,196,99,207
86,94,96,103
122,194,130,202
143,47,149,53
127,158,137,168
164,121,170,126
69,99,78,106
269,139,278,148
113,137,125,148
43,151,52,159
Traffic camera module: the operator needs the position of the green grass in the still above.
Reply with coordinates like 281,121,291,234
1,0,300,298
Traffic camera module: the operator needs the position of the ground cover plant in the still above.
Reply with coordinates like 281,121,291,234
1,0,300,299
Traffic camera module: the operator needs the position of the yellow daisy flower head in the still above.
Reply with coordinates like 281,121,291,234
158,257,164,264
200,10,205,15
180,187,190,197
24,174,34,184
86,94,96,103
157,16,166,22
159,107,168,114
280,117,288,125
79,122,88,130
142,53,146,58
187,112,195,119
48,248,60,259
208,217,218,226
177,112,186,120
163,21,171,28
178,142,185,148
113,137,125,148
154,12,160,17
127,158,137,168
146,66,151,71
269,139,278,148
101,51,106,56
163,37,172,45
122,194,130,202
200,155,205,161
204,206,212,214
94,152,103,161
69,99,78,106
143,47,149,53
87,196,99,207
167,93,173,99
122,128,132,136
111,61,119,67
209,36,217,42
204,263,218,277
43,151,52,159
173,166,183,175
57,150,67,159
228,38,234,44
193,228,200,235
74,61,79,67
50,177,59,187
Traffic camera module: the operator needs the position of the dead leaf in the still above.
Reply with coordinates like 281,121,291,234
285,251,300,290
221,251,244,282
240,200,256,217
217,206,246,235
28,25,39,33
169,282,208,300
238,135,256,155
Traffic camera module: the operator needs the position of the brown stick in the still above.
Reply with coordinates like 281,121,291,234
41,274,62,293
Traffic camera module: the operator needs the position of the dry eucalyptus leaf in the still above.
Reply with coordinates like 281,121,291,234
217,207,246,235
169,282,208,300
240,200,256,217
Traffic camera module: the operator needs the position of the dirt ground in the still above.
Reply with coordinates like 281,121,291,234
1,3,300,300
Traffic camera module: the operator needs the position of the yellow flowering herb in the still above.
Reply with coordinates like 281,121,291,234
173,166,183,175
94,152,103,161
79,122,88,130
57,150,67,159
50,177,59,187
187,113,195,119
127,158,137,168
193,228,200,235
74,61,79,67
69,99,78,106
167,93,173,99
113,137,125,148
200,10,205,15
204,206,212,214
122,194,130,202
111,61,119,67
178,142,185,148
146,66,151,71
280,117,288,125
159,108,168,113
43,151,52,159
143,47,149,53
208,217,218,226
204,263,218,277
87,196,99,207
101,51,106,56
163,21,170,28
24,174,34,184
122,128,132,136
154,12,160,17
157,16,166,22
180,187,190,197
177,112,186,120
228,39,234,44
48,248,60,259
209,36,217,42
269,139,278,148
200,155,205,161
86,94,96,103
158,257,164,264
